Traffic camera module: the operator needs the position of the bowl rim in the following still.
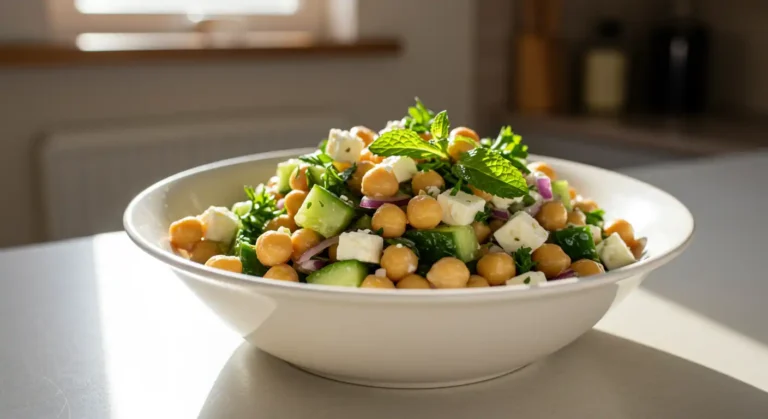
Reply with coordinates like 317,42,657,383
124,148,695,302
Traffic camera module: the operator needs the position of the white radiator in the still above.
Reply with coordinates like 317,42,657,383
39,112,347,241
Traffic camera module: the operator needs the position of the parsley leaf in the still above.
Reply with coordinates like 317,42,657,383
585,209,605,226
474,204,492,222
553,226,599,261
513,247,537,274
236,185,284,245
454,148,527,198
369,129,447,160
299,150,333,166
430,110,450,140
321,163,357,201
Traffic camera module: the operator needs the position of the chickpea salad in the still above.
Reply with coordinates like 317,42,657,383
168,99,647,290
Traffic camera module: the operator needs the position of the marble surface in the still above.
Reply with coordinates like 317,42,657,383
1,152,768,418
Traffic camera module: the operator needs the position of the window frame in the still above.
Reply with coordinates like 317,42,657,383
48,0,327,40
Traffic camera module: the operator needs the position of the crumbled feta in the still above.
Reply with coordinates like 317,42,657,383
597,233,636,270
588,225,603,244
381,156,418,183
425,186,441,197
277,226,292,235
337,231,384,264
375,268,387,278
436,190,487,226
199,206,239,243
507,271,547,286
493,211,549,253
491,195,523,210
326,129,365,163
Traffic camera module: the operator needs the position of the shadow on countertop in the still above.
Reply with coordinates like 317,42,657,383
198,330,768,419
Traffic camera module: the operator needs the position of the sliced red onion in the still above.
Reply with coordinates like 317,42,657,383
297,259,327,273
491,208,510,221
536,177,553,200
360,194,411,209
276,198,285,210
551,269,576,280
296,236,340,264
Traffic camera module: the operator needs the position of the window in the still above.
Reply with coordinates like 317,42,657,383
49,0,326,40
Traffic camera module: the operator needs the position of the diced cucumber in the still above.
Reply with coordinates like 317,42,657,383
236,241,268,276
552,180,572,210
553,226,598,261
306,260,368,287
306,166,326,189
352,214,373,231
403,225,479,264
294,185,356,238
276,159,300,194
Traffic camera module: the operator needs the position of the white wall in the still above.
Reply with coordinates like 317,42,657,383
0,0,476,247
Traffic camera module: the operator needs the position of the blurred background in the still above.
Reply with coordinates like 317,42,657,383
0,0,765,248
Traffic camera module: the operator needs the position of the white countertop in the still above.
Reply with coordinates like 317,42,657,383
2,152,768,418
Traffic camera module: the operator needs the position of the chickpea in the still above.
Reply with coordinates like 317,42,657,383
532,244,571,279
419,132,433,141
406,195,442,230
426,257,470,288
283,190,307,216
264,264,299,282
362,166,399,198
397,274,431,289
348,161,375,193
447,137,476,161
472,221,492,243
631,238,647,259
359,147,385,164
189,240,222,264
411,170,445,194
528,162,557,180
361,275,396,289
265,214,297,232
605,219,636,246
288,165,309,191
169,216,204,250
350,125,376,146
380,245,418,280
255,230,293,266
477,252,516,286
489,218,506,233
291,228,322,260
574,199,599,213
371,204,407,238
536,201,568,231
570,259,605,277
469,185,493,202
450,126,480,143
567,210,587,226
328,243,339,262
205,255,243,273
467,275,490,287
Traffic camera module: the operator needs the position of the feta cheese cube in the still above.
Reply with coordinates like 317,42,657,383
425,186,441,197
337,231,384,264
437,190,487,226
493,211,549,253
381,156,418,183
507,271,547,286
326,129,365,163
598,233,636,270
588,225,603,244
199,206,239,243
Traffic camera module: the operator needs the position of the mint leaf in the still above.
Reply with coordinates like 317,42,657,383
404,97,435,133
585,209,605,226
369,129,447,159
454,148,527,198
430,110,450,139
513,247,536,274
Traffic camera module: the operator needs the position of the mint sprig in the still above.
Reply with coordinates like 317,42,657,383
454,148,527,198
430,110,450,140
513,247,536,274
369,129,447,160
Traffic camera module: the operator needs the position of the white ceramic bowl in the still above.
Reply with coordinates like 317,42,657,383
124,149,694,388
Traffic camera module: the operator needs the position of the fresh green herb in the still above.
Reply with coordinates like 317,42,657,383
236,241,269,276
585,209,605,226
306,202,312,209
430,110,450,139
454,148,528,199
318,138,328,153
236,185,284,245
374,227,385,236
522,194,536,207
450,179,463,196
299,150,333,166
321,163,356,197
523,276,531,285
385,238,420,258
553,226,599,261
489,126,530,174
369,129,447,160
474,204,492,223
513,247,537,274
403,97,435,133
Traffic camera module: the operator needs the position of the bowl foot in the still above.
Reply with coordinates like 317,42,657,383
293,364,531,389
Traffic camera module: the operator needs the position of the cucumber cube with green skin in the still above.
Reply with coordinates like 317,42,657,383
276,159,300,194
403,225,479,265
352,214,373,231
307,260,369,287
551,180,572,210
236,241,268,276
294,185,356,238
